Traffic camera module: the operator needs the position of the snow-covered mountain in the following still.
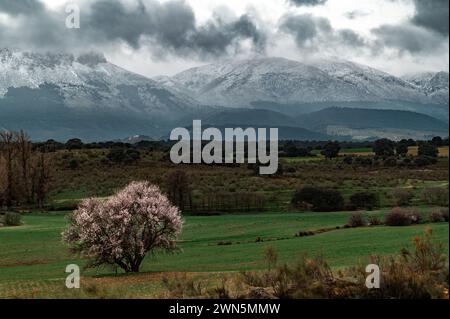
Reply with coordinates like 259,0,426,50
160,57,448,120
402,71,449,105
0,49,198,114
0,50,448,141
0,49,201,141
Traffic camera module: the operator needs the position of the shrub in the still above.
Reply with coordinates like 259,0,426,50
414,156,437,167
390,188,413,206
4,212,22,226
421,188,449,206
343,156,353,165
383,157,397,167
161,230,449,299
368,215,383,226
385,207,421,226
418,143,438,158
292,187,344,212
349,229,448,299
429,208,449,223
347,212,365,228
429,210,445,223
106,149,140,165
373,139,395,158
63,181,182,273
350,192,379,210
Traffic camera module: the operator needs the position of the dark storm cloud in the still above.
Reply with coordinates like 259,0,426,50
371,0,448,55
372,24,445,54
0,0,44,15
0,0,266,58
280,14,331,47
411,0,449,36
280,14,366,50
287,0,327,7
338,29,366,48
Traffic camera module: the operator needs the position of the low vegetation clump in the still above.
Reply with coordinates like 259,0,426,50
291,187,344,212
385,207,422,226
421,188,449,207
347,212,365,228
390,188,414,207
161,230,448,299
349,192,379,210
4,212,22,226
367,215,383,226
429,208,449,223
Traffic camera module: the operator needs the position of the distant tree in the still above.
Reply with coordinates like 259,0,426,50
373,139,395,158
431,136,443,147
396,140,410,157
0,131,16,207
166,170,192,211
292,187,344,212
350,192,379,210
390,188,413,207
321,142,340,159
283,142,312,157
16,131,33,203
106,149,140,165
63,181,182,273
31,152,52,208
66,138,83,150
418,142,438,158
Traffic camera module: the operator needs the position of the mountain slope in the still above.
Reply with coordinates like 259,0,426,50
296,107,448,141
166,57,440,106
402,72,449,105
0,49,201,141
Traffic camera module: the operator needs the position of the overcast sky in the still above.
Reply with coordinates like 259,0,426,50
0,0,448,77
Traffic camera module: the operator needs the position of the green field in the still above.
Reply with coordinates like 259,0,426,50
0,210,448,298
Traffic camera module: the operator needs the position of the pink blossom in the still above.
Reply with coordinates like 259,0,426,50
63,181,183,272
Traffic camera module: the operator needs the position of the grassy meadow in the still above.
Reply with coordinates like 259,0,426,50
0,210,448,298
0,144,449,298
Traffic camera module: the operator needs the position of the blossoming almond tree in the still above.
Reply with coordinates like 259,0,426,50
63,181,182,273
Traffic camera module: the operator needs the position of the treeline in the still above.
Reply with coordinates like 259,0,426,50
0,131,52,209
31,136,450,154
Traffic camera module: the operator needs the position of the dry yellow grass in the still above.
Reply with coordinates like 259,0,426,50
408,146,449,157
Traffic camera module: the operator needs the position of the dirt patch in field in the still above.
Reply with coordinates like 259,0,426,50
0,259,49,268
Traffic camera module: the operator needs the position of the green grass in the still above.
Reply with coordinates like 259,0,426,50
340,148,373,153
0,210,448,298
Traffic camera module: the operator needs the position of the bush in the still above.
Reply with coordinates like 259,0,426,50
429,208,449,223
106,149,140,165
418,143,438,158
292,187,344,212
368,215,383,226
390,188,413,206
385,207,421,226
347,212,365,228
161,230,448,299
4,212,22,226
421,188,449,206
350,192,379,210
414,156,437,167
383,157,397,167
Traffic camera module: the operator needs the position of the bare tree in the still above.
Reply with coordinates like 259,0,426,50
166,170,192,212
0,131,17,208
16,130,33,203
31,152,52,208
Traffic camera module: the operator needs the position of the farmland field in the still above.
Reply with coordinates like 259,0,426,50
0,209,448,298
0,144,449,299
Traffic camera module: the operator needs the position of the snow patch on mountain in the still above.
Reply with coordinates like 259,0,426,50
163,57,443,108
402,71,449,105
